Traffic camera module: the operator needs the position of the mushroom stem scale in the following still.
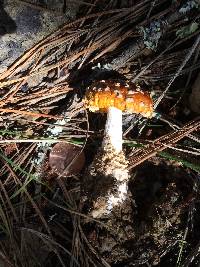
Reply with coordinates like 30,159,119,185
103,107,123,153
84,106,129,218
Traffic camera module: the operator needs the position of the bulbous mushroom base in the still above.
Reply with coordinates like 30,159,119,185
83,139,130,218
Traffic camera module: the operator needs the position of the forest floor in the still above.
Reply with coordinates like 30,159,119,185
0,0,200,266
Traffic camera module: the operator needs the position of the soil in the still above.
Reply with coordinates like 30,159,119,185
82,157,195,266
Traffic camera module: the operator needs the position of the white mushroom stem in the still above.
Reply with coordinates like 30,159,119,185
103,107,123,153
89,107,130,218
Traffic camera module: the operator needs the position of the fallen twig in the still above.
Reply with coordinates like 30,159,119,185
129,118,200,169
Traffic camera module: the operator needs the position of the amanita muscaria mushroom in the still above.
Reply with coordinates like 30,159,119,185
84,80,153,218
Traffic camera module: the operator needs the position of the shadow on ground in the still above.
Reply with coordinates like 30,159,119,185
0,0,17,36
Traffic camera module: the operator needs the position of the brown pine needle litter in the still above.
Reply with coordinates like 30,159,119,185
129,118,200,169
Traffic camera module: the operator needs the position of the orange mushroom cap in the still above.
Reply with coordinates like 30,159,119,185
85,80,153,118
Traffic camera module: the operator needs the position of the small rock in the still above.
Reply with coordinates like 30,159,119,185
49,142,85,176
